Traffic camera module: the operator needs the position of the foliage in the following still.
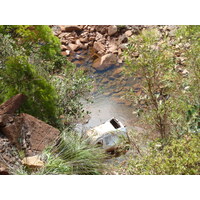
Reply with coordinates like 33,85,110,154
124,133,200,175
124,29,189,138
0,55,58,123
51,62,92,129
15,129,106,175
176,25,200,130
0,25,61,62
0,26,91,127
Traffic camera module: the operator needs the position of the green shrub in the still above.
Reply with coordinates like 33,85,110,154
125,133,200,175
176,25,200,130
0,55,58,124
0,25,61,60
51,61,92,128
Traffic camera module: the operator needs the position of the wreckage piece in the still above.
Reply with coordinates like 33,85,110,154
86,118,127,150
0,94,27,115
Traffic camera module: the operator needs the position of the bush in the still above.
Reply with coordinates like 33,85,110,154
0,55,58,124
176,26,200,130
125,133,200,175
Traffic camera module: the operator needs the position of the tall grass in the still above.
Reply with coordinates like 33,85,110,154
15,129,106,175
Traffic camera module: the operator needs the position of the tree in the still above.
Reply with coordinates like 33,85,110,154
124,29,189,138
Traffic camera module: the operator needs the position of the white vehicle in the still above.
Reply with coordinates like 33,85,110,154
86,118,127,150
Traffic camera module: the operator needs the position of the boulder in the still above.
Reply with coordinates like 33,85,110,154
80,37,88,43
93,41,105,52
61,45,68,51
64,25,82,32
21,113,60,153
113,67,123,77
0,94,27,115
108,25,118,36
75,39,83,48
21,155,44,168
0,115,23,148
92,54,118,71
68,43,79,51
95,32,103,41
118,34,128,44
125,30,132,37
0,96,60,154
119,43,128,50
0,167,9,175
108,42,118,53
95,26,108,34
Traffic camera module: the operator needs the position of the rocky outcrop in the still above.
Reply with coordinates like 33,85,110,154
0,94,27,115
107,25,118,36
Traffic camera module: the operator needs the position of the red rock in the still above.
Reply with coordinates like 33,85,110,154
92,54,118,71
0,167,9,175
21,113,60,152
0,94,27,115
113,67,123,76
108,42,118,53
108,25,118,36
125,30,132,37
61,45,68,51
95,32,103,41
1,115,23,147
93,41,105,52
75,39,83,48
65,25,82,32
68,43,79,51
80,37,88,43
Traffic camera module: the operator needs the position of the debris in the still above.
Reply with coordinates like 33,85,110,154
86,118,127,150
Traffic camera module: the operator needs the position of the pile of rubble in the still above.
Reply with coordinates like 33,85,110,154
0,94,60,174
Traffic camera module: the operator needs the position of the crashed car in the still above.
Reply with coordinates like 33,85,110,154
86,118,128,151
